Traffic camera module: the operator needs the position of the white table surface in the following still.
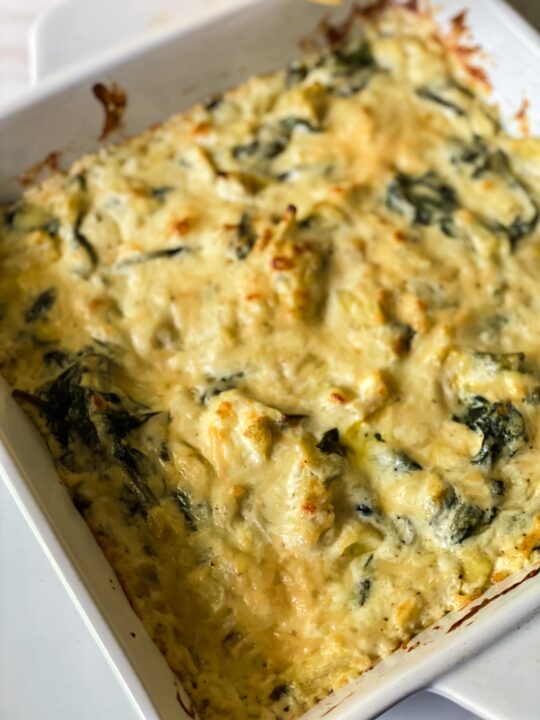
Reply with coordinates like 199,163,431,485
0,1,538,719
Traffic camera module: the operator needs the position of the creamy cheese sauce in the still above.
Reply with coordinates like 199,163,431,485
2,8,540,719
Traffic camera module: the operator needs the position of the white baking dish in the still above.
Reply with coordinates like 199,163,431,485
1,2,540,719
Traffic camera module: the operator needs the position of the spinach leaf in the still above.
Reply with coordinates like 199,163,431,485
386,172,459,236
268,684,289,702
279,117,321,134
501,209,539,250
282,413,309,427
113,442,147,481
489,478,505,497
71,486,92,514
120,477,157,518
172,488,197,530
204,94,223,111
149,186,174,201
14,363,99,449
43,349,71,368
326,41,377,96
42,218,60,237
232,116,320,165
232,214,257,260
357,578,372,606
113,442,159,517
2,204,19,229
14,351,166,523
333,42,374,70
104,409,159,439
453,139,539,249
372,432,422,472
416,86,466,116
285,59,309,87
445,502,485,544
13,354,161,519
431,486,495,544
284,39,375,95
119,245,188,266
159,441,171,462
70,172,88,191
393,451,422,473
452,136,492,179
316,428,347,457
473,351,525,373
222,630,242,646
454,395,526,465
25,288,57,323
74,212,99,269
2,203,60,237
232,140,260,160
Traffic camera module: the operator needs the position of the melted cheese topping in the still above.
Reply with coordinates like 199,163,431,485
2,8,540,719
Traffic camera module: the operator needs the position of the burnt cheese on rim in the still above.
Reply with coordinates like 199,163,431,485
1,7,540,720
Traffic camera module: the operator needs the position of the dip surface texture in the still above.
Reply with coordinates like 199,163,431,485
2,8,540,719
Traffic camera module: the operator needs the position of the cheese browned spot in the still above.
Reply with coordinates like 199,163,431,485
1,7,540,720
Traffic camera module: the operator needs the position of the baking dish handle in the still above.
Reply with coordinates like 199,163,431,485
28,2,540,719
429,608,540,720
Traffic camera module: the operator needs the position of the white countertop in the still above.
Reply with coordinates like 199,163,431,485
0,2,538,719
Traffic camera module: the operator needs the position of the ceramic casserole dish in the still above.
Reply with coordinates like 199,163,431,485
1,1,540,718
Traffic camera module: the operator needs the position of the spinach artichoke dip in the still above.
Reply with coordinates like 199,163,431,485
2,5,540,719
